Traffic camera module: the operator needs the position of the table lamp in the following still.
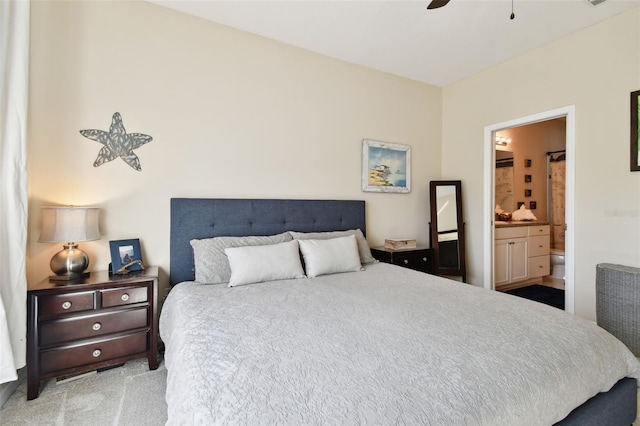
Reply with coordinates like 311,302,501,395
39,206,100,282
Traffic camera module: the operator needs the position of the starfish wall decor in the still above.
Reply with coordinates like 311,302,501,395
80,112,153,171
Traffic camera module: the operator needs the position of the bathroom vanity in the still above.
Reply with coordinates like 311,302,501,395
494,222,550,289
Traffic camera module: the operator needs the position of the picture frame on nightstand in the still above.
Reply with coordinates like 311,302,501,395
109,238,144,274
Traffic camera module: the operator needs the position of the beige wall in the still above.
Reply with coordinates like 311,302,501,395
442,8,640,320
27,1,442,295
27,1,640,320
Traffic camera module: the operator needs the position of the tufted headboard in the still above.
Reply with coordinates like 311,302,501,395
170,198,366,286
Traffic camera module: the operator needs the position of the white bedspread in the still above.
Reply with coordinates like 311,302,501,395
160,263,640,425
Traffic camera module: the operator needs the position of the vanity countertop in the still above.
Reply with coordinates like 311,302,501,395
495,220,550,228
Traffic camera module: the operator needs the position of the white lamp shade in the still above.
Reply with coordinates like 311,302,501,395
39,207,100,243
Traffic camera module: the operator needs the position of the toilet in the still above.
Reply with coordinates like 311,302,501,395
550,249,565,280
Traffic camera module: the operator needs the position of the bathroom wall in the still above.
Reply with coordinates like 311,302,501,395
495,118,566,222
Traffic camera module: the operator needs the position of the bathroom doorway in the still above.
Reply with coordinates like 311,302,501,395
483,106,575,313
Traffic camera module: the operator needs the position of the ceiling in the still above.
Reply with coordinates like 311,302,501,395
148,0,640,87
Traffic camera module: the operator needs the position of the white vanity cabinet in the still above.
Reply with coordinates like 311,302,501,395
494,227,528,287
495,224,550,288
527,225,550,279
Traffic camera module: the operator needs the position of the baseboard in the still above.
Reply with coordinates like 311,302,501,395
0,367,26,409
496,278,541,292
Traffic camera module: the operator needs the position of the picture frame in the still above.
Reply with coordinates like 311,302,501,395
524,189,532,197
524,174,532,183
524,159,532,168
631,90,640,172
362,139,411,193
109,238,144,274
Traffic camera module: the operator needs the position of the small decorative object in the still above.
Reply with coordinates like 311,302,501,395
530,201,537,209
109,238,144,274
631,90,640,171
80,112,153,172
497,212,512,221
525,189,532,197
512,204,537,221
39,206,100,282
362,139,411,193
524,174,532,183
524,159,532,167
384,238,417,250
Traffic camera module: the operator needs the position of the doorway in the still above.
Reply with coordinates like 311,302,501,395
483,106,575,313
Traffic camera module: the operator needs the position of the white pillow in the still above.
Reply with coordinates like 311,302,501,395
289,229,376,265
190,232,292,284
298,235,362,278
225,240,305,287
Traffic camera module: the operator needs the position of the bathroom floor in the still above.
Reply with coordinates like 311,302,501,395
504,283,565,310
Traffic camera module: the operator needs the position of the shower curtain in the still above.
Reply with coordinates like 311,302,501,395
0,0,29,384
495,160,514,213
549,155,566,251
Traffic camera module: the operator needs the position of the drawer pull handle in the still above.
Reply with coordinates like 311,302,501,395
422,257,427,262
92,349,102,358
403,259,409,265
121,294,130,301
92,322,101,331
539,245,543,248
62,301,72,310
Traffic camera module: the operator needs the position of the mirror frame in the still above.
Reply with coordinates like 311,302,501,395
429,180,467,282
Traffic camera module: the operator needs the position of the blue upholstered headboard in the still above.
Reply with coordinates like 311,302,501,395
170,198,366,286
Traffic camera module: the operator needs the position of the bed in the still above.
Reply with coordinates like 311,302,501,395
161,198,640,425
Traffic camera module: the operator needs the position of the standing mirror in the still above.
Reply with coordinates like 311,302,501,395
429,180,467,282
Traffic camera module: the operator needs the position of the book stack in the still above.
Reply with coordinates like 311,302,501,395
384,238,417,250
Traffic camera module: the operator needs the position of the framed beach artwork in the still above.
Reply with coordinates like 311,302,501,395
631,90,640,172
362,139,411,193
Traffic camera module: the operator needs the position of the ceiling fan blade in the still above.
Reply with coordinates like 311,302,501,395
427,0,451,9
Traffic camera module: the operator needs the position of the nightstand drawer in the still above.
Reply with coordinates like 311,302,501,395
372,247,433,274
392,251,431,269
101,286,148,307
39,307,149,346
40,331,148,374
38,292,95,317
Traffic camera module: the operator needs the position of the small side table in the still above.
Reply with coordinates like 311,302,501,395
371,247,434,274
26,267,159,400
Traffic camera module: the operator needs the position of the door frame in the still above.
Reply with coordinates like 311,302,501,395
483,105,576,313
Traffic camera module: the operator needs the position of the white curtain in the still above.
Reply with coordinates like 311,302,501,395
550,159,566,251
0,0,29,384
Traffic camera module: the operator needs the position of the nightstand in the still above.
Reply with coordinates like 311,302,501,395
26,267,159,400
371,247,434,274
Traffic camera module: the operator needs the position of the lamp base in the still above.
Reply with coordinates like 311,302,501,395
49,271,91,283
49,243,91,283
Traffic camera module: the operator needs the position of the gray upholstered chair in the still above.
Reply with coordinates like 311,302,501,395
596,263,640,356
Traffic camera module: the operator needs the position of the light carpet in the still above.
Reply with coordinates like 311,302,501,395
1,356,638,425
0,358,167,425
